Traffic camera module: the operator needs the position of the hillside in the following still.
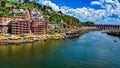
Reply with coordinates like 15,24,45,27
0,1,81,26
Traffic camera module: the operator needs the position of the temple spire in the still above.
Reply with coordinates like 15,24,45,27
25,9,31,20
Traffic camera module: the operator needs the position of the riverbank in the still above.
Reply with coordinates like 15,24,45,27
0,26,98,45
0,30,85,45
0,33,65,45
106,30,120,37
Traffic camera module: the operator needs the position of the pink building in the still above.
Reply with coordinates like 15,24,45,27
0,9,48,35
0,17,11,23
31,20,48,35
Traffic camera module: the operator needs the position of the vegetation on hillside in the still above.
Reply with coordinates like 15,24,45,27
0,0,94,26
82,21,95,26
43,11,81,25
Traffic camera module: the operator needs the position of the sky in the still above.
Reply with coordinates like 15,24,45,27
36,0,120,24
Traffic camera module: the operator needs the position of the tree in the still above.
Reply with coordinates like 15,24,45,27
58,11,62,14
82,21,95,26
24,0,29,3
1,1,6,7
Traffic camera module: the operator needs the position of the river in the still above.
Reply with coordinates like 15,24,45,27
0,31,120,68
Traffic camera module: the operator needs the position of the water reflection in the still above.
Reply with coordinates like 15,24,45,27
0,31,120,68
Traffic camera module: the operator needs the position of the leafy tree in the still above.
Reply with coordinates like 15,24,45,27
82,21,95,26
1,1,6,7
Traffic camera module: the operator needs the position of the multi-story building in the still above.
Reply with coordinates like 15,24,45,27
9,19,48,35
31,20,48,35
0,9,48,35
10,20,31,35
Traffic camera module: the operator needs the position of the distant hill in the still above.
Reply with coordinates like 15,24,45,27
0,1,94,26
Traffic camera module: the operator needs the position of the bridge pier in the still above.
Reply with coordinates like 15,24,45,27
95,24,120,30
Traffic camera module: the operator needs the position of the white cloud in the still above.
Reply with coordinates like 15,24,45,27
39,0,59,11
91,1,101,5
96,18,120,24
39,0,120,24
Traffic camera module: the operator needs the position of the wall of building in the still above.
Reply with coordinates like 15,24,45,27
0,17,11,23
10,20,48,35
10,20,31,35
31,21,48,35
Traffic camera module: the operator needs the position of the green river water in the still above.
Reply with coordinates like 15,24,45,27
0,31,120,68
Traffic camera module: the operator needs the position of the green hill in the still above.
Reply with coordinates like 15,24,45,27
0,1,82,26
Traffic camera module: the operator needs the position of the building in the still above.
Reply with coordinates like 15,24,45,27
10,20,31,35
31,20,48,35
9,19,48,35
0,17,12,33
10,9,47,35
0,9,48,35
0,17,11,23
30,8,44,21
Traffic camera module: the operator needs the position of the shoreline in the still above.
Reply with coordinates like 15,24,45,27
0,34,65,45
0,31,84,45
106,30,120,37
0,27,98,45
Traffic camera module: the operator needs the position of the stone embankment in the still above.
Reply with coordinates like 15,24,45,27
65,26,98,38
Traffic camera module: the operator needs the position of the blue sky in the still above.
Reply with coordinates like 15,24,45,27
51,0,101,9
37,0,120,24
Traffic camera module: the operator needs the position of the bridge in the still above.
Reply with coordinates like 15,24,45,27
95,24,120,30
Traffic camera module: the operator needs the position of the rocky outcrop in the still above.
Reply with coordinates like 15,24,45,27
106,30,120,37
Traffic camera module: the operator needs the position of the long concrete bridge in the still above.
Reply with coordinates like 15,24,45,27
95,24,120,30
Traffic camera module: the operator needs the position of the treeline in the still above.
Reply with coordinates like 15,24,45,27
81,21,95,26
0,1,42,17
43,11,81,24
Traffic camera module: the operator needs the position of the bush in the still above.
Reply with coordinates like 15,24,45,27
47,29,60,34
